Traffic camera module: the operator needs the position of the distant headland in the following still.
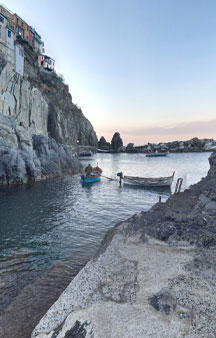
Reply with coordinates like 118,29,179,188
98,132,216,153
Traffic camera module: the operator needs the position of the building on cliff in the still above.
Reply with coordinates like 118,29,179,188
29,27,44,54
0,4,44,54
0,5,14,49
14,42,24,75
0,11,7,45
0,3,49,76
38,54,55,72
13,13,30,42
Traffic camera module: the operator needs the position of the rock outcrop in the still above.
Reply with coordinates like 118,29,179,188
0,114,81,184
98,136,111,151
111,132,123,152
0,41,97,183
32,152,216,338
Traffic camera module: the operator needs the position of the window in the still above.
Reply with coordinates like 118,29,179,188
0,15,4,23
21,21,23,27
19,48,24,57
16,18,19,24
8,30,11,38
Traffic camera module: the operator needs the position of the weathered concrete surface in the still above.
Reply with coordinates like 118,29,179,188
32,152,216,338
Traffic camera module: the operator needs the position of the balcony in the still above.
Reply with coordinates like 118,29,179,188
15,22,27,31
6,22,14,31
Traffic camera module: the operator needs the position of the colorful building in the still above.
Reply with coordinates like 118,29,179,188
29,26,34,48
38,55,55,71
13,13,29,42
0,11,7,45
0,4,14,48
0,3,56,76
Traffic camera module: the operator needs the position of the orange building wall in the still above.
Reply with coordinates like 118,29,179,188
13,13,30,42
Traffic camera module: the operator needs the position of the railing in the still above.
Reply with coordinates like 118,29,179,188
15,22,27,30
6,22,14,31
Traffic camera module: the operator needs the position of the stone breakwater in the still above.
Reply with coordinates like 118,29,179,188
32,152,216,338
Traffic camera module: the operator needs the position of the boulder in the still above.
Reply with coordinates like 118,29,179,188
125,143,134,152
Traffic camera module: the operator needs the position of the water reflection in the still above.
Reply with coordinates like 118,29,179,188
0,152,211,338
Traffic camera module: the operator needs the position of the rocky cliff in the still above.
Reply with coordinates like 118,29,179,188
32,152,216,338
0,41,98,184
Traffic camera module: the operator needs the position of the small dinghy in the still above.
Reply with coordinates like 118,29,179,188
117,171,175,187
80,164,102,184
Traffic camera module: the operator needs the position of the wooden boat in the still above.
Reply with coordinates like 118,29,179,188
117,171,175,187
96,148,111,153
146,152,168,157
80,165,102,184
79,150,92,157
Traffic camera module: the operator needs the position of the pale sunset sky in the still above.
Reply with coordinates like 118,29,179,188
3,0,216,145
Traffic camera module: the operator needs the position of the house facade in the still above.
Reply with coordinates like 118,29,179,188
6,26,14,49
13,13,29,42
38,55,55,71
15,43,24,76
0,12,7,45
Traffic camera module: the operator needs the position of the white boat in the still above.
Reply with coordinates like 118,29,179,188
146,152,168,157
117,172,175,187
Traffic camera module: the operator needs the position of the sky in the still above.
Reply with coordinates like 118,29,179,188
3,0,216,145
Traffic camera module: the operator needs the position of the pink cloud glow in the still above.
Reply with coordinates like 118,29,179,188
96,119,216,145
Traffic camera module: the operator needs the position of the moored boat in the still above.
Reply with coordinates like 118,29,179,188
117,171,175,187
79,150,93,157
146,152,168,157
80,164,102,184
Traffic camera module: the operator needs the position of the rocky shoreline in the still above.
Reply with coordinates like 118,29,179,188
98,133,216,154
32,152,216,338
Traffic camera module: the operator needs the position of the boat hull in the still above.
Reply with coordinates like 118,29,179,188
123,173,174,187
146,152,168,157
80,175,101,183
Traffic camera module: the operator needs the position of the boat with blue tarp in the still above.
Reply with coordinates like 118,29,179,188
80,164,102,184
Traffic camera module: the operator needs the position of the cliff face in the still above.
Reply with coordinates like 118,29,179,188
0,42,98,184
32,152,216,338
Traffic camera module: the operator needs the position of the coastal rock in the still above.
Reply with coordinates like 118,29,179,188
32,152,216,338
0,39,97,184
0,114,81,184
111,132,123,152
125,143,135,152
98,136,111,150
128,137,216,154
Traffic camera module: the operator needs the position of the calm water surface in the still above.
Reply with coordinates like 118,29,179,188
0,152,211,337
